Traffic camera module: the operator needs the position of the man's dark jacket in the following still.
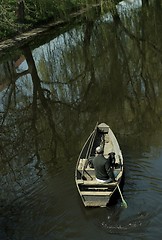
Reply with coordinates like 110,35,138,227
93,154,115,181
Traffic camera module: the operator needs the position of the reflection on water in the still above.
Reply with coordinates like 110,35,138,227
1,1,162,239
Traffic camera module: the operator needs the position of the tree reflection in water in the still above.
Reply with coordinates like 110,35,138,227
0,1,162,237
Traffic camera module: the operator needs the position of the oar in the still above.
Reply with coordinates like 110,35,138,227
88,121,98,158
82,122,98,180
81,129,95,179
85,121,98,160
117,185,128,208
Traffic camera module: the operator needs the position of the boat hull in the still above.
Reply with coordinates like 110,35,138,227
75,123,124,207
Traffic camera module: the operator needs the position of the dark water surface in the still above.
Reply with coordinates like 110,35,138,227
1,1,162,239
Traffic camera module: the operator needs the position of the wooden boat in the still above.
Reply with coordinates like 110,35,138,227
75,122,124,207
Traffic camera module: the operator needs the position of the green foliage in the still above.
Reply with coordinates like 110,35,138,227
0,0,17,39
0,0,97,40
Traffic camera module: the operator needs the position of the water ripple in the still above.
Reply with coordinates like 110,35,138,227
101,211,151,234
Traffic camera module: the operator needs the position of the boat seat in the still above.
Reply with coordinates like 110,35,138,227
98,123,109,133
78,158,88,171
82,180,117,186
76,179,84,184
81,191,112,196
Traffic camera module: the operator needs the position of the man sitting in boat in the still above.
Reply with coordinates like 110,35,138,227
93,146,116,183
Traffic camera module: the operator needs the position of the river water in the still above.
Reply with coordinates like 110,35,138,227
1,1,162,239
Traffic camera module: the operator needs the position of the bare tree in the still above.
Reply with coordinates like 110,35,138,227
17,0,25,23
142,0,149,6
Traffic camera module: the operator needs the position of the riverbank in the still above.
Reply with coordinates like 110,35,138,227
0,3,102,58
